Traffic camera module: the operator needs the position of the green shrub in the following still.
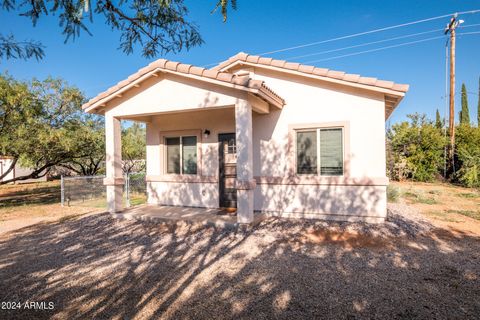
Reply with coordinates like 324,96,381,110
387,113,480,188
387,113,446,182
455,126,480,188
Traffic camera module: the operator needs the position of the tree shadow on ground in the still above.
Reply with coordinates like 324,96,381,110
0,185,60,208
0,212,479,320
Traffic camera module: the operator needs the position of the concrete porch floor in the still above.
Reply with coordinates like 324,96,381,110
112,205,265,229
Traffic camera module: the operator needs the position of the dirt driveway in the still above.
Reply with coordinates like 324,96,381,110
1,203,479,320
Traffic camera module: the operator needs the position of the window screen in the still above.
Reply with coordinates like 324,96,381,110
320,128,343,176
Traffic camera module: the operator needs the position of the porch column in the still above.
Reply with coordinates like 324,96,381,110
104,113,124,213
235,100,255,224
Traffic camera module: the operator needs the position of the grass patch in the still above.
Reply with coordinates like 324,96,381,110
403,190,439,205
425,211,461,223
129,195,147,206
457,192,480,199
58,215,78,223
387,185,400,203
446,209,480,220
68,198,107,208
64,194,146,209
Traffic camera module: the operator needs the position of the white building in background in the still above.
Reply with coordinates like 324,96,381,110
0,156,47,184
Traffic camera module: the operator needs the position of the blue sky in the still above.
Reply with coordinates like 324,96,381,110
1,0,480,125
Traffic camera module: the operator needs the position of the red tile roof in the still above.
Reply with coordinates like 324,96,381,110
213,52,409,93
82,58,284,111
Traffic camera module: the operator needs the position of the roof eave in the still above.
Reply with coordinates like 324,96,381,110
83,68,284,114
220,60,409,98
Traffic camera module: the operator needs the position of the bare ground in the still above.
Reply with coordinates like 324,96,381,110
390,181,480,235
0,180,104,234
0,201,479,320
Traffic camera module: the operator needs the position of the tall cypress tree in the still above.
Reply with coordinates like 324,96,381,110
460,83,470,126
435,109,442,129
477,77,480,127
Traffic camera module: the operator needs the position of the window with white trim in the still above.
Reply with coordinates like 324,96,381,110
165,136,197,174
296,128,343,176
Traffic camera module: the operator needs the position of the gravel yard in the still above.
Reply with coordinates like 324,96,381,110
1,204,479,320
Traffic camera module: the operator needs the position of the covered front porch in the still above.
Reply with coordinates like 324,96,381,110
82,60,284,224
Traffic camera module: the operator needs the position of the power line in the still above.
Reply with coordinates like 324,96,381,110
457,30,480,36
440,91,480,98
256,9,480,56
285,23,480,61
285,28,444,61
302,36,445,63
459,23,480,29
203,10,480,67
285,23,480,60
301,31,480,63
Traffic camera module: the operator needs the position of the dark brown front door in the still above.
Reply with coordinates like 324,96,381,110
218,133,237,208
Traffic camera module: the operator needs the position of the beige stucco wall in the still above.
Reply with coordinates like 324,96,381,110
105,74,245,118
244,67,388,221
146,108,235,207
254,184,387,223
249,68,386,178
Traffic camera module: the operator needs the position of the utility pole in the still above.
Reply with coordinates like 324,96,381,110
444,14,463,159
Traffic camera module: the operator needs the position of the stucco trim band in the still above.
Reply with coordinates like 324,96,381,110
146,175,388,186
235,179,257,190
146,175,218,183
255,176,389,186
103,177,125,186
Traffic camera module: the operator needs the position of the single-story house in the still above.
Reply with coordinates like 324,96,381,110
82,52,408,224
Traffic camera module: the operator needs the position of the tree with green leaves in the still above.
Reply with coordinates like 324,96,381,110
0,0,236,60
0,75,105,184
477,77,480,127
59,116,105,176
0,74,41,179
455,125,480,187
387,113,447,182
122,122,146,174
435,109,442,129
459,83,470,126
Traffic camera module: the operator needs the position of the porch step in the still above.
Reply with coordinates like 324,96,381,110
111,205,265,230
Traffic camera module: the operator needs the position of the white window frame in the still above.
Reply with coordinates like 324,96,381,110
295,127,344,177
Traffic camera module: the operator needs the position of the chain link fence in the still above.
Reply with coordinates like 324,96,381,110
61,172,146,209
124,172,147,207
